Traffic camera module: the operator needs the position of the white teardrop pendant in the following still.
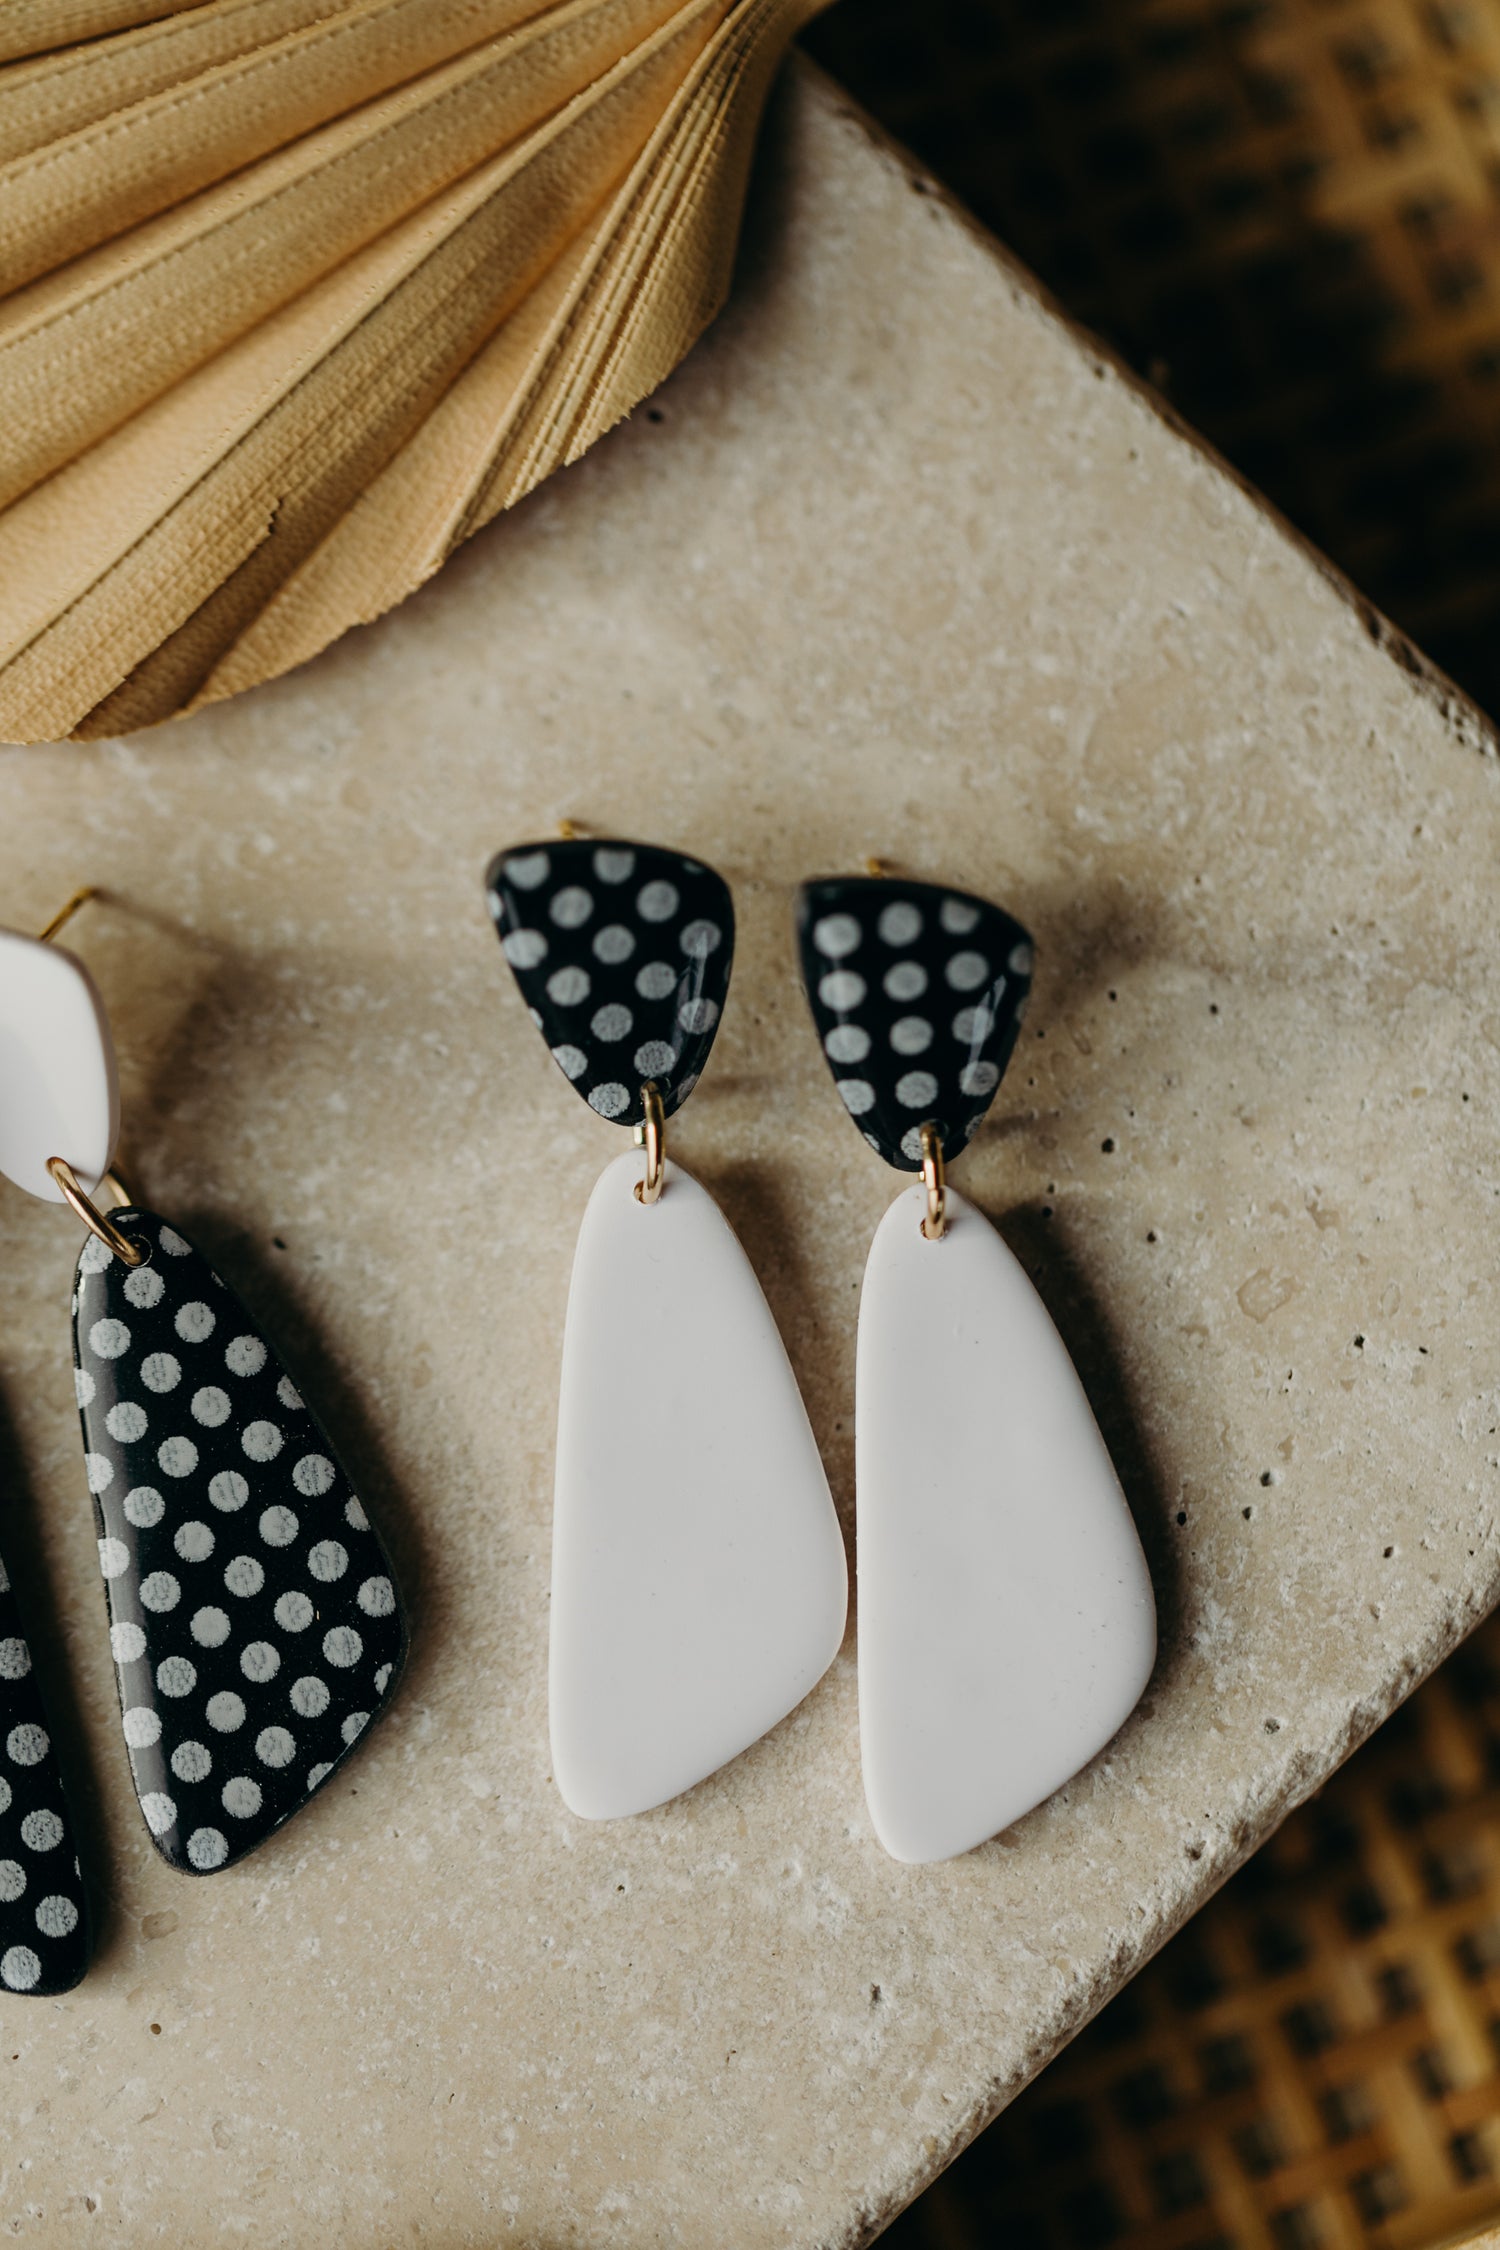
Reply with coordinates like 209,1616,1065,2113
857,1184,1156,1864
550,1152,847,1819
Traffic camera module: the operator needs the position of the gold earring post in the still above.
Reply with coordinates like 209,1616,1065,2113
37,884,101,944
919,1121,947,1241
634,1082,666,1205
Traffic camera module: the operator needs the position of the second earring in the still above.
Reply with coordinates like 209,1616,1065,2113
485,837,846,1821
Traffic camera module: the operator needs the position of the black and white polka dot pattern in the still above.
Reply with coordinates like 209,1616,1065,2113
485,839,734,1126
71,1211,407,1876
794,877,1034,1171
0,1547,88,1993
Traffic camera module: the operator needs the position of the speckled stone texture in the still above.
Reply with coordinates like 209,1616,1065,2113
0,53,1497,2250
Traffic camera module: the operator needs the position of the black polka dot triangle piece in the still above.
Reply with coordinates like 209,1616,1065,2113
0,1549,89,1995
485,838,734,1125
794,875,1156,1869
70,1211,407,1876
482,839,846,1824
794,875,1034,1171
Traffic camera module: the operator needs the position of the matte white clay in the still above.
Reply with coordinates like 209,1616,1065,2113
551,1151,848,1820
857,1182,1156,1864
0,926,119,1202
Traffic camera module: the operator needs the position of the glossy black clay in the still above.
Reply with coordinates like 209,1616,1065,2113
0,1551,88,1994
795,876,1033,1171
485,839,733,1126
71,1210,407,1875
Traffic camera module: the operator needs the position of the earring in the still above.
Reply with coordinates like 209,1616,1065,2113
0,1547,89,1995
0,890,408,1877
485,835,846,1820
795,872,1155,1865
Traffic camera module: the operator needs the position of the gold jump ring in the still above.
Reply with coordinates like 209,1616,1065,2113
919,1121,947,1242
635,1083,666,1206
46,1157,147,1267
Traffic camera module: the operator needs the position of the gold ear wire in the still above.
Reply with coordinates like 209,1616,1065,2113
37,883,101,943
558,818,582,841
865,856,891,879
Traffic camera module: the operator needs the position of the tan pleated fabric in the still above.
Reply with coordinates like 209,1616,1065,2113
0,0,823,740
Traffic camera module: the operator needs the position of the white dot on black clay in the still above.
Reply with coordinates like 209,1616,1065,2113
593,923,634,964
813,913,861,959
552,1044,587,1080
188,1829,227,1870
637,880,679,922
588,1083,629,1119
591,1003,631,1042
884,961,927,1002
826,1025,869,1065
241,1421,282,1462
175,1302,215,1344
224,1334,267,1377
896,1071,940,1108
878,901,923,945
547,965,589,1006
141,1352,181,1393
945,951,989,991
677,998,718,1035
20,1811,62,1851
820,970,865,1011
549,886,593,929
503,929,546,970
593,848,634,884
838,1079,876,1114
890,1017,932,1056
507,850,549,889
941,899,980,935
680,919,722,959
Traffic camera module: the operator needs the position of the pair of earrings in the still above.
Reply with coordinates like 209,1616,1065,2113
486,838,1156,1864
0,891,408,1994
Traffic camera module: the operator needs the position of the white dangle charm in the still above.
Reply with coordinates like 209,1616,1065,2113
551,1154,846,1818
486,836,847,1819
796,873,1156,1864
0,894,119,1201
857,1183,1155,1863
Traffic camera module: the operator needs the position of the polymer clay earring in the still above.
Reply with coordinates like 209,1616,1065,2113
485,837,846,1820
0,1550,89,1994
796,874,1155,1865
0,891,407,1877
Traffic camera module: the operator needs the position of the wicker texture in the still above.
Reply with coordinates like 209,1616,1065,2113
882,1615,1500,2249
807,0,1500,719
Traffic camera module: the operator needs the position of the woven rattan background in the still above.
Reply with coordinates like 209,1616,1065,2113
876,1613,1500,2249
806,0,1500,719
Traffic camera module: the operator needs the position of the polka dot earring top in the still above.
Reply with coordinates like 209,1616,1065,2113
1,895,408,1885
794,875,1033,1172
485,838,734,1127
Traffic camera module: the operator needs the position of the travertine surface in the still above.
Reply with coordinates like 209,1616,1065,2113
1,56,1498,2248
